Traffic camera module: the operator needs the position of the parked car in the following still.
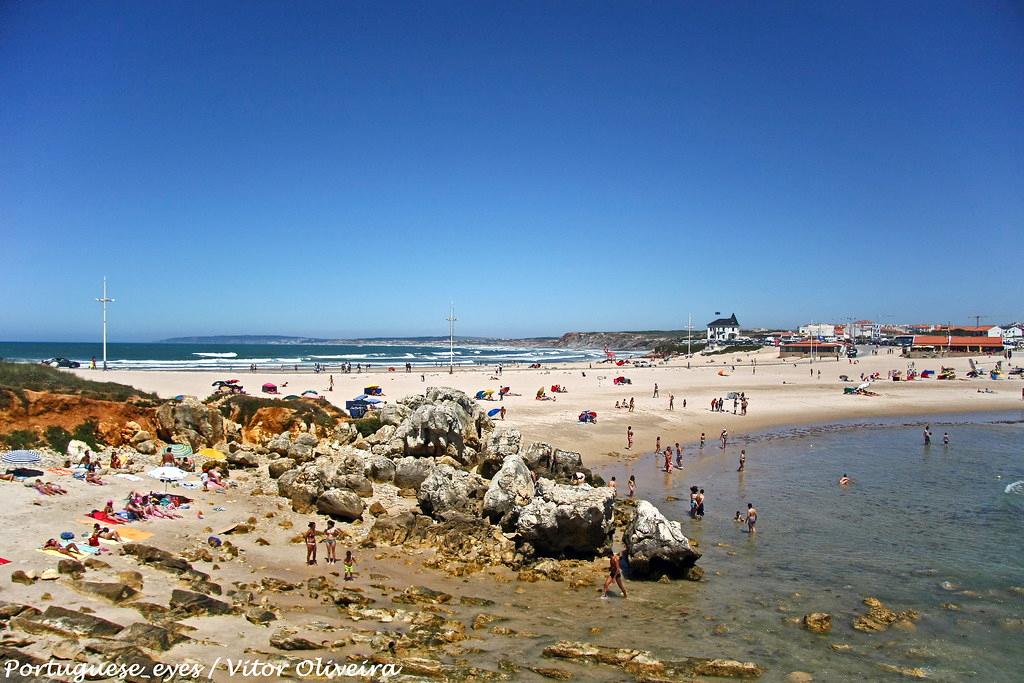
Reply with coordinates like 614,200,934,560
846,347,859,358
42,357,81,368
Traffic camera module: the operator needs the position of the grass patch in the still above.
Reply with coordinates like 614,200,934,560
44,426,73,453
71,420,105,450
213,394,341,430
353,414,382,437
2,429,40,450
0,361,157,403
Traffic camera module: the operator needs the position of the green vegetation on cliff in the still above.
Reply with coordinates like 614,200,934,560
0,361,157,405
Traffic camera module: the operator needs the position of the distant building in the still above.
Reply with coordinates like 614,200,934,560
799,323,837,341
1002,326,1023,341
933,325,1002,337
706,313,740,343
850,320,881,341
779,341,844,358
905,335,1004,358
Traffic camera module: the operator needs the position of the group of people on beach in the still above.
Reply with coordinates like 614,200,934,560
304,520,356,580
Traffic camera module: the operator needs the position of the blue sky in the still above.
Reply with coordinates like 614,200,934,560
2,1,1022,341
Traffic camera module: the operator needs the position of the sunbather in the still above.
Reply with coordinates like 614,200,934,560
109,453,121,469
43,538,81,558
85,471,105,485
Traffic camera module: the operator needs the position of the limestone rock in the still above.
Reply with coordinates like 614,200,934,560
227,449,259,468
393,456,436,490
417,464,488,518
317,488,365,521
267,457,295,479
120,622,190,652
364,454,397,483
366,512,435,546
71,581,140,604
11,606,123,638
270,630,320,651
515,479,615,557
623,500,701,578
169,589,235,617
483,453,535,524
155,397,226,449
479,429,522,478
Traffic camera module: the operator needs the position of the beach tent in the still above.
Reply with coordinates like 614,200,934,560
475,390,488,400
354,395,382,404
261,383,278,394
578,410,597,423
302,390,319,397
1,449,42,465
487,408,501,417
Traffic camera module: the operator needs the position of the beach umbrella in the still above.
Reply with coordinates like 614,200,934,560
196,448,227,461
147,466,188,482
857,382,871,391
1,450,42,465
302,389,319,397
167,443,193,458
487,408,501,417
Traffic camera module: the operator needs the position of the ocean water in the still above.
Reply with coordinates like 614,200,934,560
443,413,1024,681
0,341,620,370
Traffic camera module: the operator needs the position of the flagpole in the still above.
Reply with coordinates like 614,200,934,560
96,277,115,371
446,302,457,375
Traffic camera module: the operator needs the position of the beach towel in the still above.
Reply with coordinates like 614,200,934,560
60,540,101,555
45,467,74,476
36,548,85,560
86,511,126,525
0,558,10,565
114,473,143,481
113,527,153,542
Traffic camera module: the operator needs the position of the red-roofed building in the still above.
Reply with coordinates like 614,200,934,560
932,325,1003,337
905,335,1004,358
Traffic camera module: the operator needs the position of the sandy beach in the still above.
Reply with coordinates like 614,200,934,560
72,347,1023,464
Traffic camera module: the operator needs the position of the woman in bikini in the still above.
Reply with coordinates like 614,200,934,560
323,520,340,564
305,522,318,565
601,550,627,599
43,538,82,558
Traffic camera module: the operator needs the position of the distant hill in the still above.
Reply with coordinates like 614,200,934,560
160,335,329,344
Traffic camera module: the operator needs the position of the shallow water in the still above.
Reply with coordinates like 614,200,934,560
433,414,1024,681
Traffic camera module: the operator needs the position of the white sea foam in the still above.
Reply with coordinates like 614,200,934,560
192,352,238,358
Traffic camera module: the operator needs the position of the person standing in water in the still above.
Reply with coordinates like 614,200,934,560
839,473,852,486
699,432,706,449
943,432,949,446
745,502,757,533
695,489,705,519
609,476,617,496
720,429,728,449
923,424,932,445
655,435,661,455
737,449,746,472
601,550,627,599
674,442,683,468
663,448,672,472
628,475,636,498
626,426,634,450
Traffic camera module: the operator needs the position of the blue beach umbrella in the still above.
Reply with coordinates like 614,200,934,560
2,450,42,465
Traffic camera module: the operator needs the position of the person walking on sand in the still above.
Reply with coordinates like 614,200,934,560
741,397,748,416
700,432,706,449
601,551,627,599
668,394,674,410
745,503,757,533
304,522,318,565
653,383,659,398
710,397,716,412
683,397,687,409
323,520,340,564
655,435,661,455
500,406,506,420
720,429,728,449
628,475,636,498
343,550,356,581
626,426,633,450
328,375,334,392
738,449,746,472
629,397,635,412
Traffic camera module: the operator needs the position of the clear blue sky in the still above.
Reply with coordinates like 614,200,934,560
2,1,1022,341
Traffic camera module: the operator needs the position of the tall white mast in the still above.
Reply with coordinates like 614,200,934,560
446,302,457,375
687,312,692,357
96,277,115,371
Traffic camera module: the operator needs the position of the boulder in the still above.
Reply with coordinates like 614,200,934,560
227,449,259,468
135,440,158,455
479,429,522,478
522,442,553,471
129,430,153,447
395,404,466,458
316,489,365,522
394,457,435,490
71,581,140,604
66,439,92,459
11,606,123,638
417,464,488,518
515,479,615,557
120,622,190,652
154,397,226,449
622,500,701,578
276,466,325,513
366,512,435,546
364,454,397,483
267,433,291,456
269,630,320,651
331,474,373,497
482,454,534,524
378,403,411,427
267,458,295,479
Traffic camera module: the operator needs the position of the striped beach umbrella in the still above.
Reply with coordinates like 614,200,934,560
167,443,193,458
1,450,42,465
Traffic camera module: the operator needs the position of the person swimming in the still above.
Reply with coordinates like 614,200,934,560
839,473,852,486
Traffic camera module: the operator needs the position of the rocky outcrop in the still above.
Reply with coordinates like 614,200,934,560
389,387,491,462
365,512,435,546
542,640,765,680
802,612,832,634
155,398,226,450
364,454,396,483
417,465,488,518
482,454,534,524
394,457,435,490
852,597,919,633
317,489,365,521
622,500,701,578
515,479,615,557
11,606,124,638
276,466,325,513
479,429,522,478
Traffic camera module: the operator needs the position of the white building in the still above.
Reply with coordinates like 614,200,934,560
706,313,740,342
799,323,837,341
849,320,881,341
1002,326,1023,341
